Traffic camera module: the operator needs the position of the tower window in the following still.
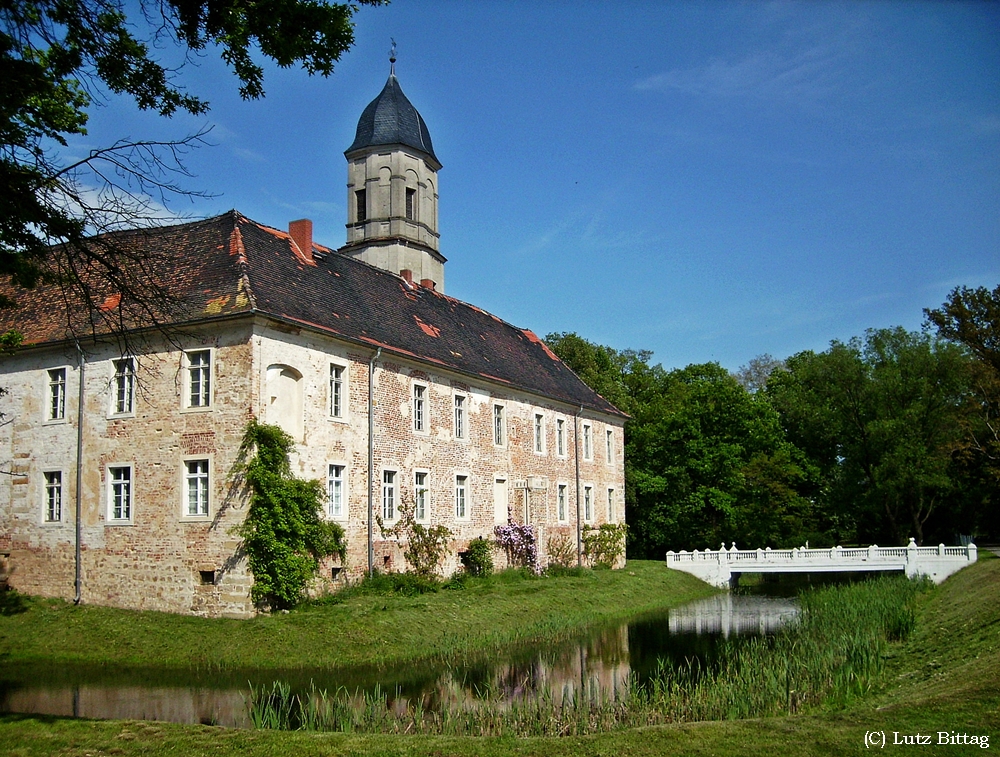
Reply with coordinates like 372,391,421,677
356,189,367,223
405,187,416,220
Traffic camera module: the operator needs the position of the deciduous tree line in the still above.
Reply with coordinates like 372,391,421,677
547,285,1000,557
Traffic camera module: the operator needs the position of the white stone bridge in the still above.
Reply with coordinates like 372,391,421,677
665,539,978,588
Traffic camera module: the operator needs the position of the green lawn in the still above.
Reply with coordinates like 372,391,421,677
0,562,715,671
0,557,997,756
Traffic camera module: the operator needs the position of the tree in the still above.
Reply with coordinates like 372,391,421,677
925,285,1000,539
1,0,381,332
627,362,814,556
925,285,1000,374
546,332,817,557
733,353,786,394
767,328,977,545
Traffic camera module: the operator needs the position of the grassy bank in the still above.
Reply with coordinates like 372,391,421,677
1,557,997,755
0,561,714,671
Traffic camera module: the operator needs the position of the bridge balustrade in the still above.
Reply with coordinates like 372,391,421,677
665,538,977,588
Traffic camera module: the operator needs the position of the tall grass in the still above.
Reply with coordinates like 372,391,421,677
246,575,926,736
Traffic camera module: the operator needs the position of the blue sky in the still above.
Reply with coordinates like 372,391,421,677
68,1,999,372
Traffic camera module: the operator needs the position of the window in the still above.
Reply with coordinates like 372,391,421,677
382,470,396,521
455,475,468,519
414,471,428,521
44,471,62,522
606,429,614,465
454,395,466,439
534,413,545,454
329,364,345,418
328,464,345,518
185,460,209,517
405,187,416,220
413,384,426,432
47,368,66,421
582,423,593,461
356,189,367,223
186,350,211,408
493,404,505,446
108,466,132,522
112,358,135,415
557,483,567,523
556,419,566,457
607,488,616,521
584,485,593,522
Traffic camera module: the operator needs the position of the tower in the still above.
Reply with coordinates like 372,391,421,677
341,52,445,291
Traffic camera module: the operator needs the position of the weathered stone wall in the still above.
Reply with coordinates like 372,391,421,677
0,317,625,617
251,323,626,587
0,325,256,617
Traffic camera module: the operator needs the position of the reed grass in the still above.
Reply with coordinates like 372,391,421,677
245,574,926,737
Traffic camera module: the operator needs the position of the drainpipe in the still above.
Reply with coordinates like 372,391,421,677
574,405,583,567
367,347,381,577
74,342,85,605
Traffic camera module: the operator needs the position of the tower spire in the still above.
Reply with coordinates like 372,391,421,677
389,38,396,76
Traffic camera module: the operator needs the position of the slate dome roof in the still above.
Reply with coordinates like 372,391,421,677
346,75,439,166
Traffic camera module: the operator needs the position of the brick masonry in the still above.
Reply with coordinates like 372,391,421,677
0,318,625,617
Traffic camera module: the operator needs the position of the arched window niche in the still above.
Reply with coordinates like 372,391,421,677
265,364,304,441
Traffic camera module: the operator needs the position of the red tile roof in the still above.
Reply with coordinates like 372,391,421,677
0,211,625,417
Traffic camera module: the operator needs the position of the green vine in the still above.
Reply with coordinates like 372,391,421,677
582,523,628,569
232,419,346,610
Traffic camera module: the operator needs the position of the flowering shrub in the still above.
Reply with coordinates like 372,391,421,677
494,521,540,573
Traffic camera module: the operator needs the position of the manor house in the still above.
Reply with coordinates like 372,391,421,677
0,68,626,617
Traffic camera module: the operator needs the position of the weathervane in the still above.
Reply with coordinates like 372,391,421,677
389,38,396,75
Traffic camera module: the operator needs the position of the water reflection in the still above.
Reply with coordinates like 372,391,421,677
0,593,799,727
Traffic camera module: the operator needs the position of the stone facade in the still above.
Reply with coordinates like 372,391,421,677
0,317,624,617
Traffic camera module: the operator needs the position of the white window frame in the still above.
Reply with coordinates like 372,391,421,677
533,413,545,455
182,458,210,518
328,463,347,520
381,469,397,522
184,349,212,410
493,403,506,447
453,394,467,440
557,483,568,523
582,422,593,461
607,487,616,522
455,473,470,520
329,363,347,420
107,464,133,524
556,418,566,457
111,357,136,416
414,470,430,522
43,470,63,523
46,367,67,422
412,382,428,434
606,428,614,465
584,485,593,523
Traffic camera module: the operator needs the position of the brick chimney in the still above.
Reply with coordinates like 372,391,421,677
400,269,414,286
289,219,313,262
420,279,436,290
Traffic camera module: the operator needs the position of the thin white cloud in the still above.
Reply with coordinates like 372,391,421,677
635,45,845,104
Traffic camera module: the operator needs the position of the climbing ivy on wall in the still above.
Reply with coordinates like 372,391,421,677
233,419,346,610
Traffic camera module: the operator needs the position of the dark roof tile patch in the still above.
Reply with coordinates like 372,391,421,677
0,212,624,417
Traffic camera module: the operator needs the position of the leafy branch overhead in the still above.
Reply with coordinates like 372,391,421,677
1,0,382,333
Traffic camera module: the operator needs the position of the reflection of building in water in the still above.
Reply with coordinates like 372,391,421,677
0,597,802,725
668,594,799,637
2,685,249,728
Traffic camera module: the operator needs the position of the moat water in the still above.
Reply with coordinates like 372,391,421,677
0,585,807,728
